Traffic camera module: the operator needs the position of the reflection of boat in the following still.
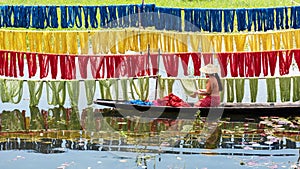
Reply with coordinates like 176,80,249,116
94,99,300,120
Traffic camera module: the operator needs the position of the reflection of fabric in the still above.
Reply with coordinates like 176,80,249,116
279,77,291,102
84,80,96,105
293,76,300,102
0,78,23,104
235,78,245,103
266,77,276,102
226,78,234,102
29,106,45,130
46,81,66,106
180,79,197,96
249,78,258,102
67,80,80,107
28,80,44,106
129,77,149,101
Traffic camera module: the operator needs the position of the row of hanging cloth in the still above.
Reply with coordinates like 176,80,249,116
0,77,150,107
159,76,300,103
1,5,300,32
1,50,300,79
1,29,300,54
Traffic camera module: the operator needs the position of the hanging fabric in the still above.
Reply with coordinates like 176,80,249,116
238,53,245,77
38,54,50,79
230,53,238,77
293,49,300,69
190,34,200,51
211,9,222,32
105,56,115,78
236,9,247,31
26,52,38,78
8,51,17,77
150,54,159,76
234,34,247,51
273,32,281,50
180,79,197,96
67,32,79,55
162,53,179,77
17,52,24,77
27,80,44,106
60,54,76,79
79,31,89,54
67,80,80,107
275,7,284,30
48,54,58,79
223,9,235,32
129,77,149,101
266,77,276,102
202,53,213,65
290,6,300,29
60,6,68,28
281,31,293,50
248,34,260,52
98,79,117,100
84,80,96,105
223,34,234,52
245,52,254,77
212,35,222,53
0,50,4,75
120,78,129,100
175,33,188,52
279,77,291,102
117,5,128,28
191,52,201,76
46,80,66,106
293,76,300,102
90,56,105,79
200,34,213,53
217,52,229,77
262,51,277,76
279,50,293,76
263,8,275,31
46,5,59,28
178,53,190,76
0,78,23,104
226,78,234,102
184,8,193,32
235,78,245,103
107,6,117,28
249,78,258,102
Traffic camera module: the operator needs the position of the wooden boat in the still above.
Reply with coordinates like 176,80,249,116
94,99,300,121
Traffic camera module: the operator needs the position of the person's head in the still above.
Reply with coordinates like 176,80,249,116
200,64,223,91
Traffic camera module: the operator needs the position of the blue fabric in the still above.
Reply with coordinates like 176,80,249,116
224,9,235,32
108,5,117,28
67,6,82,28
0,6,4,27
12,6,21,27
19,5,31,28
74,6,82,28
129,100,153,106
250,8,263,31
211,9,222,32
88,6,98,28
155,7,165,30
291,6,300,29
31,6,46,29
184,8,193,31
99,6,108,28
262,8,274,31
46,6,58,28
247,8,253,31
172,8,182,31
199,9,211,32
83,6,89,28
4,6,13,27
67,6,75,28
129,4,138,27
117,5,128,27
193,9,201,31
275,7,284,29
60,6,68,28
141,4,155,27
236,8,247,31
284,7,289,29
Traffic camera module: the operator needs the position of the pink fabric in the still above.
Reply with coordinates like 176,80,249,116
196,95,220,107
150,54,159,75
90,56,105,79
78,55,89,79
217,52,229,77
191,52,201,76
162,53,179,77
202,53,213,65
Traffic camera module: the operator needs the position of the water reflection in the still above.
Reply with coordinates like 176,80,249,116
0,107,299,158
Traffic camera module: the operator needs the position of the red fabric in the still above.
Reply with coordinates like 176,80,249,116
60,55,76,79
38,54,50,79
105,56,115,78
217,52,229,77
178,53,190,76
238,53,245,77
78,55,89,79
294,49,300,69
17,52,24,77
230,53,238,77
154,93,191,107
49,54,58,79
0,50,4,75
27,52,37,78
136,54,147,77
279,50,293,76
245,52,254,77
8,51,17,77
269,51,278,76
126,55,138,77
195,95,220,107
90,56,105,79
150,54,159,75
262,51,269,76
191,52,201,76
162,54,179,77
254,52,262,77
202,53,213,65
114,55,125,78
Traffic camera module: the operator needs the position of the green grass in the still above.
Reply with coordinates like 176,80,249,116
0,0,298,8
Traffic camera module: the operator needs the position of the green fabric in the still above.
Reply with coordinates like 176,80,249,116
293,76,300,102
226,78,234,102
279,77,291,102
158,76,166,98
84,80,96,105
67,107,81,130
120,78,129,100
67,80,80,107
0,79,23,104
46,80,66,106
48,106,67,130
249,78,258,102
83,107,96,131
266,77,276,102
167,78,175,94
29,106,45,130
220,79,225,102
180,79,197,96
98,79,117,100
235,78,245,103
197,78,207,89
129,77,149,101
28,80,44,106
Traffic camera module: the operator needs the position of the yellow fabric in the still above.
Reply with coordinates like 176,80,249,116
128,30,139,52
295,31,300,48
0,31,3,50
140,31,149,52
201,34,213,52
248,34,260,52
117,30,126,53
36,32,43,53
90,31,100,54
43,32,51,53
27,32,35,52
234,34,246,51
109,31,117,54
79,31,89,54
282,31,293,49
60,32,68,54
169,33,175,53
52,32,60,53
150,31,159,51
190,34,200,52
4,31,13,50
212,35,222,53
261,33,272,51
67,32,78,54
175,33,188,52
223,34,234,52
273,32,281,50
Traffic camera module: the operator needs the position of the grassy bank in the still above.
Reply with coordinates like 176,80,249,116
0,0,297,8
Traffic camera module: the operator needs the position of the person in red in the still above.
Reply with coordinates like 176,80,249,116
190,64,223,107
